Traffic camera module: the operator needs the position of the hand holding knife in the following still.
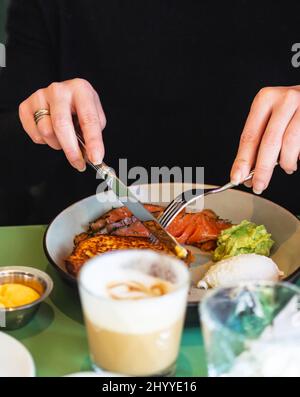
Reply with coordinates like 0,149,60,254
75,133,188,260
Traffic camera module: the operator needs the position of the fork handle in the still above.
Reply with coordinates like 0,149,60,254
212,170,254,193
243,169,255,183
228,169,255,189
233,163,278,186
214,169,255,194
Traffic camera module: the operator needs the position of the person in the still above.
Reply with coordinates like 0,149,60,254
21,79,300,194
0,0,299,224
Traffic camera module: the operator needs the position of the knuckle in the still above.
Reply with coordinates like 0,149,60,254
80,112,99,127
39,127,54,139
234,158,249,167
74,78,92,90
256,86,274,101
282,88,299,105
86,137,102,149
274,89,300,111
284,128,299,145
52,114,71,131
100,113,107,128
255,163,272,175
240,130,257,145
263,134,281,149
64,149,81,163
49,82,60,91
48,82,64,97
257,87,274,97
35,88,45,101
18,101,27,119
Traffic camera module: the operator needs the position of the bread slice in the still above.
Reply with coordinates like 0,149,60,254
65,234,175,277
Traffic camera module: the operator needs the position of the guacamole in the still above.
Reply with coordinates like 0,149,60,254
213,220,274,262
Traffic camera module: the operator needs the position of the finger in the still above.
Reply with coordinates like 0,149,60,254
244,180,253,188
253,93,299,194
37,116,61,150
31,89,61,150
93,90,107,130
93,91,106,159
49,85,86,171
73,83,104,165
19,98,46,145
231,88,277,184
280,109,300,174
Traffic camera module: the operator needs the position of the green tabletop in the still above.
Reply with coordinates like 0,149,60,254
0,225,206,377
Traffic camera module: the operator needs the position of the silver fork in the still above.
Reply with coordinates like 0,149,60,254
157,170,255,228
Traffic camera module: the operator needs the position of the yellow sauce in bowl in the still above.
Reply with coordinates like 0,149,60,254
0,283,40,308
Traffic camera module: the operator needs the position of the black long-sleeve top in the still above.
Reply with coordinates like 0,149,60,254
0,0,299,224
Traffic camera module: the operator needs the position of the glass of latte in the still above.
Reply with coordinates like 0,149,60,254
78,249,189,376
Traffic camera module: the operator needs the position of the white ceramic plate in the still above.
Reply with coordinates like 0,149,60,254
44,183,300,305
0,332,35,377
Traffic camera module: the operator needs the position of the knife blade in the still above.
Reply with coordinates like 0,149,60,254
76,134,188,259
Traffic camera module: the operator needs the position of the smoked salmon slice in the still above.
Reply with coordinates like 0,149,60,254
84,204,231,252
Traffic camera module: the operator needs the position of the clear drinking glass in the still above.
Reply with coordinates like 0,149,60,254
79,249,189,376
200,281,300,377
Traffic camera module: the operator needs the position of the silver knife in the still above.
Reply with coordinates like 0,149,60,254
76,133,188,259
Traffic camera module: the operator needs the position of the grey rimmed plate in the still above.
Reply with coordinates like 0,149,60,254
44,183,300,314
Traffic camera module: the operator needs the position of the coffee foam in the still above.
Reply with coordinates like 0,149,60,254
106,277,173,300
79,250,189,334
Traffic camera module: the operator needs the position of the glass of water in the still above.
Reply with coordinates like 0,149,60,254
199,281,300,377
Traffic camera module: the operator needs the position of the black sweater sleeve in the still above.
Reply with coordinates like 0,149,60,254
0,0,60,187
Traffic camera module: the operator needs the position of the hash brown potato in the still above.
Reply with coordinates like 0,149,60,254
65,234,176,276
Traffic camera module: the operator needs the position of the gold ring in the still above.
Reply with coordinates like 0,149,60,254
34,109,50,125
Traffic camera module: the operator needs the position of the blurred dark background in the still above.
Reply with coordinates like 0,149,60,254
0,1,7,42
0,0,299,226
